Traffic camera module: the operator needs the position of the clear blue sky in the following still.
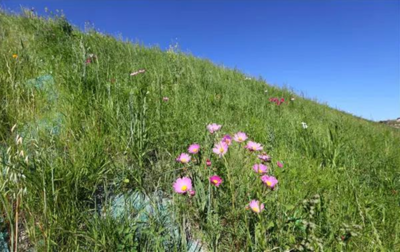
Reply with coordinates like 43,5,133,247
2,0,399,121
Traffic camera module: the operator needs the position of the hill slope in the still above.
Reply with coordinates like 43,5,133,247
1,10,399,251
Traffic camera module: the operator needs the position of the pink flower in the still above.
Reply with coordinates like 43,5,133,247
277,161,283,168
213,141,228,158
248,200,264,213
245,141,263,151
163,97,169,102
206,159,212,167
253,164,268,174
189,190,196,197
130,69,146,76
261,175,278,189
270,97,285,106
207,123,222,134
173,177,192,194
233,132,248,143
209,175,223,187
188,144,200,154
258,154,271,162
176,153,191,164
222,134,232,146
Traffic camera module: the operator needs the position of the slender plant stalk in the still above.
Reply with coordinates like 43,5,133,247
223,156,235,210
14,195,19,252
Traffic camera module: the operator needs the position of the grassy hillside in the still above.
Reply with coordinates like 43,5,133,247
1,9,399,251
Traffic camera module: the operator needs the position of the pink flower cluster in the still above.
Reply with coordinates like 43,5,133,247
208,128,265,159
253,154,280,190
173,142,203,196
175,144,201,164
172,123,284,215
248,157,279,213
269,97,285,106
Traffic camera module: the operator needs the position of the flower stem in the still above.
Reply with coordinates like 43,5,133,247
223,156,235,209
207,169,212,216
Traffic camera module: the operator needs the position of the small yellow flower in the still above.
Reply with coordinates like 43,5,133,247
12,54,18,59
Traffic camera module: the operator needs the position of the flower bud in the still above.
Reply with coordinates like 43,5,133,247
189,190,195,197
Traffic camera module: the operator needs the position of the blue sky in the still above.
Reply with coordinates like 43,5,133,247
2,0,399,121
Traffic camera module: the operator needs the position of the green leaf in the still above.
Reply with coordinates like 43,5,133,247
266,221,275,229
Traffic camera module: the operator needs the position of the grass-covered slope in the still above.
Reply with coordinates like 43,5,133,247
1,10,399,251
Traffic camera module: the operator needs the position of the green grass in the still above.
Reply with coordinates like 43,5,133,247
1,9,399,251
